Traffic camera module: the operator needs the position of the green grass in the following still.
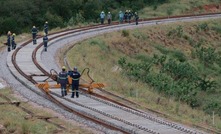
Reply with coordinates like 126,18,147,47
66,18,221,131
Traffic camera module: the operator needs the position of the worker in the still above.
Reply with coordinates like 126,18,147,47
134,12,139,25
100,11,105,24
32,26,38,44
7,31,11,52
69,67,81,98
11,33,16,50
107,12,112,24
119,11,124,24
128,10,133,24
44,21,48,35
124,10,128,22
58,66,68,97
43,33,48,51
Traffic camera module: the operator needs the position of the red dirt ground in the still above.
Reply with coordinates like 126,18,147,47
194,4,221,12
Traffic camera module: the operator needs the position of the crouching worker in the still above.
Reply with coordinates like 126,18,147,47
58,66,68,97
69,67,81,98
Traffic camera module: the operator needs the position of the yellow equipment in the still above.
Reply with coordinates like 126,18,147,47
36,68,106,93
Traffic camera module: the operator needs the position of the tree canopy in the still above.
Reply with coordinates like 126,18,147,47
0,0,169,35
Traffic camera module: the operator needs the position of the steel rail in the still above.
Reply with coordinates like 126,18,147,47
11,12,221,134
12,25,131,134
32,12,221,134
0,93,66,130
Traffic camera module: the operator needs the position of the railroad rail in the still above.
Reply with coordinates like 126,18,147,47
0,93,65,130
7,13,221,134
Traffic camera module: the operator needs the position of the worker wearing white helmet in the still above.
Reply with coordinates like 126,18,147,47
31,25,38,44
107,12,112,24
100,11,105,24
58,66,68,97
43,32,48,51
69,66,81,98
44,21,48,35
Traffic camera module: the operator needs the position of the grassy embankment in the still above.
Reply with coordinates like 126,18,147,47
0,88,93,134
66,18,221,131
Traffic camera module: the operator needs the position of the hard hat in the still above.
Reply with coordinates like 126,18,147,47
12,33,16,36
101,11,104,13
62,66,66,69
33,26,36,28
7,31,11,35
73,66,77,70
45,21,48,23
108,12,110,14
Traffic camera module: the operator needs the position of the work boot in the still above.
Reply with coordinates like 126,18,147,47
76,92,79,98
64,91,67,96
61,91,64,97
71,93,75,98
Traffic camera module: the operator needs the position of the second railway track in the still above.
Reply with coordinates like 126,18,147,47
6,13,221,134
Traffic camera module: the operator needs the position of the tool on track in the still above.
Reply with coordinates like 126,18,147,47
36,68,106,93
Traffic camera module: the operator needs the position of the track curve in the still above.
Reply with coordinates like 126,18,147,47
7,13,221,134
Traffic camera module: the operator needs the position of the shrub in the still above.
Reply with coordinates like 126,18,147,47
194,46,218,66
121,30,130,37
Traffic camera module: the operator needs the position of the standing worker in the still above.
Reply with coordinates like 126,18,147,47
44,21,48,35
124,10,128,22
100,11,105,24
69,67,81,98
128,10,133,24
134,12,139,25
11,33,17,50
7,31,11,52
107,12,112,24
43,33,48,51
58,66,68,97
119,11,124,24
32,26,38,44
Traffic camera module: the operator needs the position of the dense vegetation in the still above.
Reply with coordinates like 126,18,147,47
0,0,169,35
118,21,221,116
66,18,221,129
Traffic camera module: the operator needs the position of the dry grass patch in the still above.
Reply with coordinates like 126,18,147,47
0,88,95,134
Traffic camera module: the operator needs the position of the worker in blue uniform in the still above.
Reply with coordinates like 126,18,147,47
119,11,124,24
32,26,38,44
128,10,133,24
100,11,105,24
69,67,81,98
11,33,16,50
58,66,68,97
43,33,48,51
7,31,11,52
134,12,139,25
44,21,48,35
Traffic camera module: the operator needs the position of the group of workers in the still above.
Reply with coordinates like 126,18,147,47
6,31,16,52
100,10,139,25
31,21,49,51
58,66,81,98
6,21,49,52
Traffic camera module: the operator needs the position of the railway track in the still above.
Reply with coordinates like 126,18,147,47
6,13,221,134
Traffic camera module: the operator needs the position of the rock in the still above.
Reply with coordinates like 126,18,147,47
0,124,6,133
